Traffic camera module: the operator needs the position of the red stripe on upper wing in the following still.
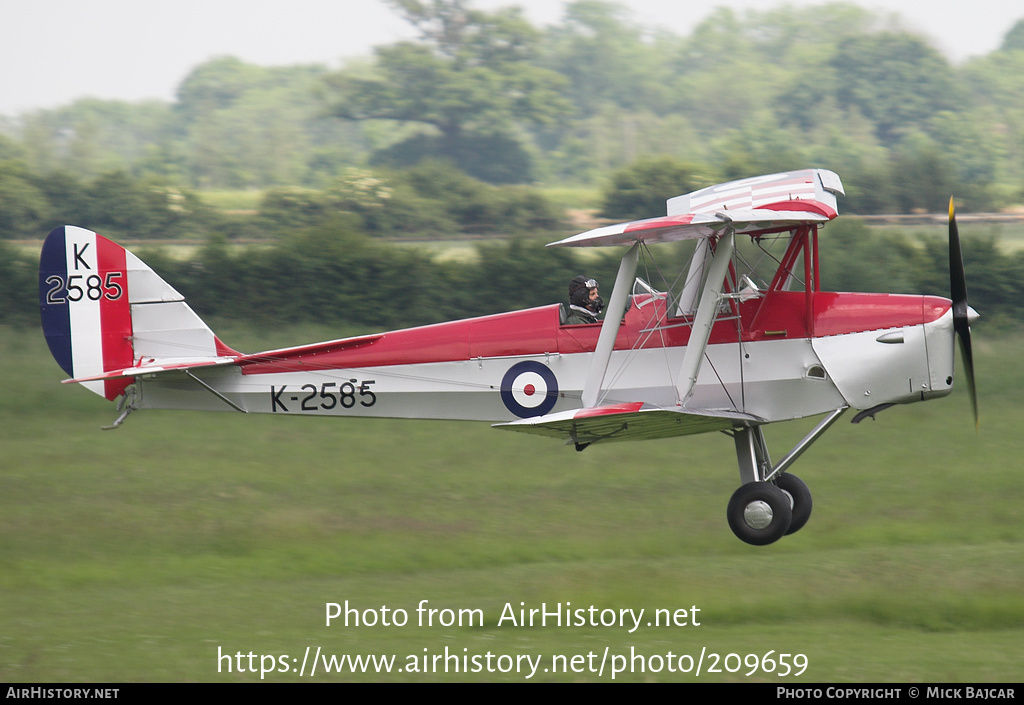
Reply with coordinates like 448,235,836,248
622,214,695,233
758,199,837,219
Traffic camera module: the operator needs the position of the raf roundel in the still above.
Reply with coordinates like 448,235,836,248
500,361,558,418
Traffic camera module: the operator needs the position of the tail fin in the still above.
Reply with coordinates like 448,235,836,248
39,226,237,400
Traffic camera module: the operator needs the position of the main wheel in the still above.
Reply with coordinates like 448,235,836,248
775,473,812,535
727,482,793,545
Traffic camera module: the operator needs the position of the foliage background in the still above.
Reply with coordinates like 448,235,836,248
3,1,1024,215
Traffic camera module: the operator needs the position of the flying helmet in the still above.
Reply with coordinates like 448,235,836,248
568,275,603,312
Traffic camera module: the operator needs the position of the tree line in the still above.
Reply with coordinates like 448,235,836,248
0,158,563,241
3,220,1022,333
1,1,1023,212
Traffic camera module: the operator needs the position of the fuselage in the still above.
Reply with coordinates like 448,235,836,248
135,289,956,424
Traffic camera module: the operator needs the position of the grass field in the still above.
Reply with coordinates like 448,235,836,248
1,323,1021,682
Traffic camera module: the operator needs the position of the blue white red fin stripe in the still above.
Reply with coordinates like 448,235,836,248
39,228,74,375
39,227,134,399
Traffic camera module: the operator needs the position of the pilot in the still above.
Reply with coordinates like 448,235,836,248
564,275,604,324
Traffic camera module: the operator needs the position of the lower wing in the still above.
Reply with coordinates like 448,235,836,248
493,402,763,446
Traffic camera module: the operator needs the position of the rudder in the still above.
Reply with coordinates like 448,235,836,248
39,226,234,400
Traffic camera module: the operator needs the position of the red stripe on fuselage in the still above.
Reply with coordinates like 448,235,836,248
238,292,952,375
811,293,950,337
239,306,562,375
95,235,133,399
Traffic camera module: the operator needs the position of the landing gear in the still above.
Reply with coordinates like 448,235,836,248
726,410,845,545
727,482,792,545
775,473,812,535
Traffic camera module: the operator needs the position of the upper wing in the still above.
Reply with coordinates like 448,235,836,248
547,209,829,248
493,402,763,446
549,168,843,249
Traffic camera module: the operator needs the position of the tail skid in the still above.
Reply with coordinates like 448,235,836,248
39,226,236,401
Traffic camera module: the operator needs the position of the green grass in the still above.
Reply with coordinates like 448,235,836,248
1,325,1022,682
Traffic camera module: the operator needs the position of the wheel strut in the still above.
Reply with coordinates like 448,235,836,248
726,408,846,544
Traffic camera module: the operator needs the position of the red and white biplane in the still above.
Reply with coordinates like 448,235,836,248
39,169,977,545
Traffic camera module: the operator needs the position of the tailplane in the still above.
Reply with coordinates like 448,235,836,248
39,226,236,400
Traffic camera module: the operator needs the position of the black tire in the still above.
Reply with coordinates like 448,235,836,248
775,473,812,535
727,482,793,546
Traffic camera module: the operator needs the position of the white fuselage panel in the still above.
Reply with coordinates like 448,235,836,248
136,335,850,424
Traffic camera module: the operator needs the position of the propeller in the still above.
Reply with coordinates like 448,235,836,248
948,197,978,429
